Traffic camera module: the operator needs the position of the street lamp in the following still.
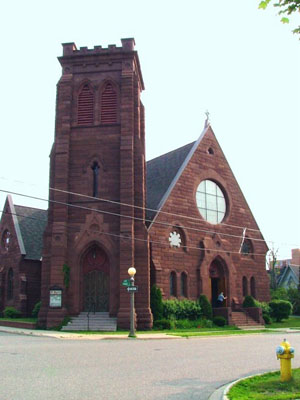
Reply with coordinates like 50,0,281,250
128,267,136,338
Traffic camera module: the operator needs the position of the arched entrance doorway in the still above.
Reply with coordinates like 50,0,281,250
209,258,227,307
82,245,110,312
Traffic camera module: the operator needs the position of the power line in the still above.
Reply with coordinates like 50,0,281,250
0,209,268,257
0,188,267,245
0,175,262,233
1,187,299,249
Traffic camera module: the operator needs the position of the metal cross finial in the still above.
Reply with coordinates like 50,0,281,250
205,110,210,127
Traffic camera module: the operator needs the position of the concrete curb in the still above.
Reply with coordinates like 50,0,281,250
0,326,180,340
209,371,279,400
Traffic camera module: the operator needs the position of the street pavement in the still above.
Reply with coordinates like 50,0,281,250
1,330,300,400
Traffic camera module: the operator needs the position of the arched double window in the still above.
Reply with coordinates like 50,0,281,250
77,84,94,125
7,268,13,300
242,276,248,297
180,272,187,297
170,271,177,297
101,83,117,124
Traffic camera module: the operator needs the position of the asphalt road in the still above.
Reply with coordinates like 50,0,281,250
1,332,300,400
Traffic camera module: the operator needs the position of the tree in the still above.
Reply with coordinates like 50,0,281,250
268,248,279,290
259,0,300,37
269,299,292,321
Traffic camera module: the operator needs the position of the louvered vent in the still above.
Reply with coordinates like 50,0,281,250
101,83,117,124
78,85,94,125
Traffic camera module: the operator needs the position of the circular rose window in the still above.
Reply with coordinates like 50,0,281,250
196,180,226,224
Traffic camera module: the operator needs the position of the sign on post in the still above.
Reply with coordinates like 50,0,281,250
122,279,131,287
127,286,138,293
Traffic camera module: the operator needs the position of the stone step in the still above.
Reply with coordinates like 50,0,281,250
61,312,117,331
231,312,261,327
238,325,266,330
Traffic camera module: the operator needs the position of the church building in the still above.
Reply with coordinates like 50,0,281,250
0,39,270,329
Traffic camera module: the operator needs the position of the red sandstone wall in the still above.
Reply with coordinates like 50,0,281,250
40,40,152,329
149,126,270,305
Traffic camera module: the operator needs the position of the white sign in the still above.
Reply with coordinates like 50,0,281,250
49,290,62,308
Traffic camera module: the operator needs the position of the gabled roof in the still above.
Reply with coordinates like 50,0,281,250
146,124,209,225
277,264,300,287
14,205,48,260
146,141,195,221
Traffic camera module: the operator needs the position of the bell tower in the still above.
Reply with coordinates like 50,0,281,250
39,39,152,329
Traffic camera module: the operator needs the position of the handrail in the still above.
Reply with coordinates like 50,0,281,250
87,301,96,331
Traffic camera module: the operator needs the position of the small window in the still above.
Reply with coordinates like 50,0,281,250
180,272,187,297
78,84,94,125
101,83,117,124
241,239,253,256
242,276,248,297
91,162,100,197
2,230,11,251
208,147,214,155
170,271,177,297
7,268,13,300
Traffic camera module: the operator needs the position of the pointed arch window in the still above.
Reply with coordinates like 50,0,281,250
250,276,256,298
91,162,100,197
241,239,253,256
101,83,117,124
2,230,11,251
242,276,248,297
7,268,13,300
170,271,177,297
78,84,94,125
180,272,187,297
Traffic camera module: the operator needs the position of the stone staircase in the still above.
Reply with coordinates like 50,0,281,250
61,312,117,331
231,311,265,330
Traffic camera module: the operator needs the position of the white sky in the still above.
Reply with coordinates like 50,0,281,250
0,0,299,260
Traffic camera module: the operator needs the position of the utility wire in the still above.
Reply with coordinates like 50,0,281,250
0,209,268,258
0,188,267,244
0,175,261,233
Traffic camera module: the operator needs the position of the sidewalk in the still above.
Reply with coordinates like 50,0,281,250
1,325,300,340
0,325,179,340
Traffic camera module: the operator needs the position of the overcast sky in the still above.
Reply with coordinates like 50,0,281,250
0,0,299,260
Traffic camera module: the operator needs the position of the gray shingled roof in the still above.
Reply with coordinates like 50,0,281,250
146,141,195,221
14,205,48,260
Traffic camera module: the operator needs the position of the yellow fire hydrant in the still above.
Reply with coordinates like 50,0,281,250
276,338,295,382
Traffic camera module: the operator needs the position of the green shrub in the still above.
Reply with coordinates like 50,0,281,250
175,318,213,329
162,299,201,320
198,295,213,320
213,316,226,326
262,313,272,324
4,307,22,319
287,288,300,315
271,287,289,301
269,299,292,322
242,295,256,308
150,285,163,321
254,300,270,315
32,301,41,318
153,319,175,330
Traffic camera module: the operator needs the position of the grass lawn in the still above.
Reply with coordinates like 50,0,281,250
267,317,300,329
227,368,300,400
0,317,37,323
168,329,268,337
